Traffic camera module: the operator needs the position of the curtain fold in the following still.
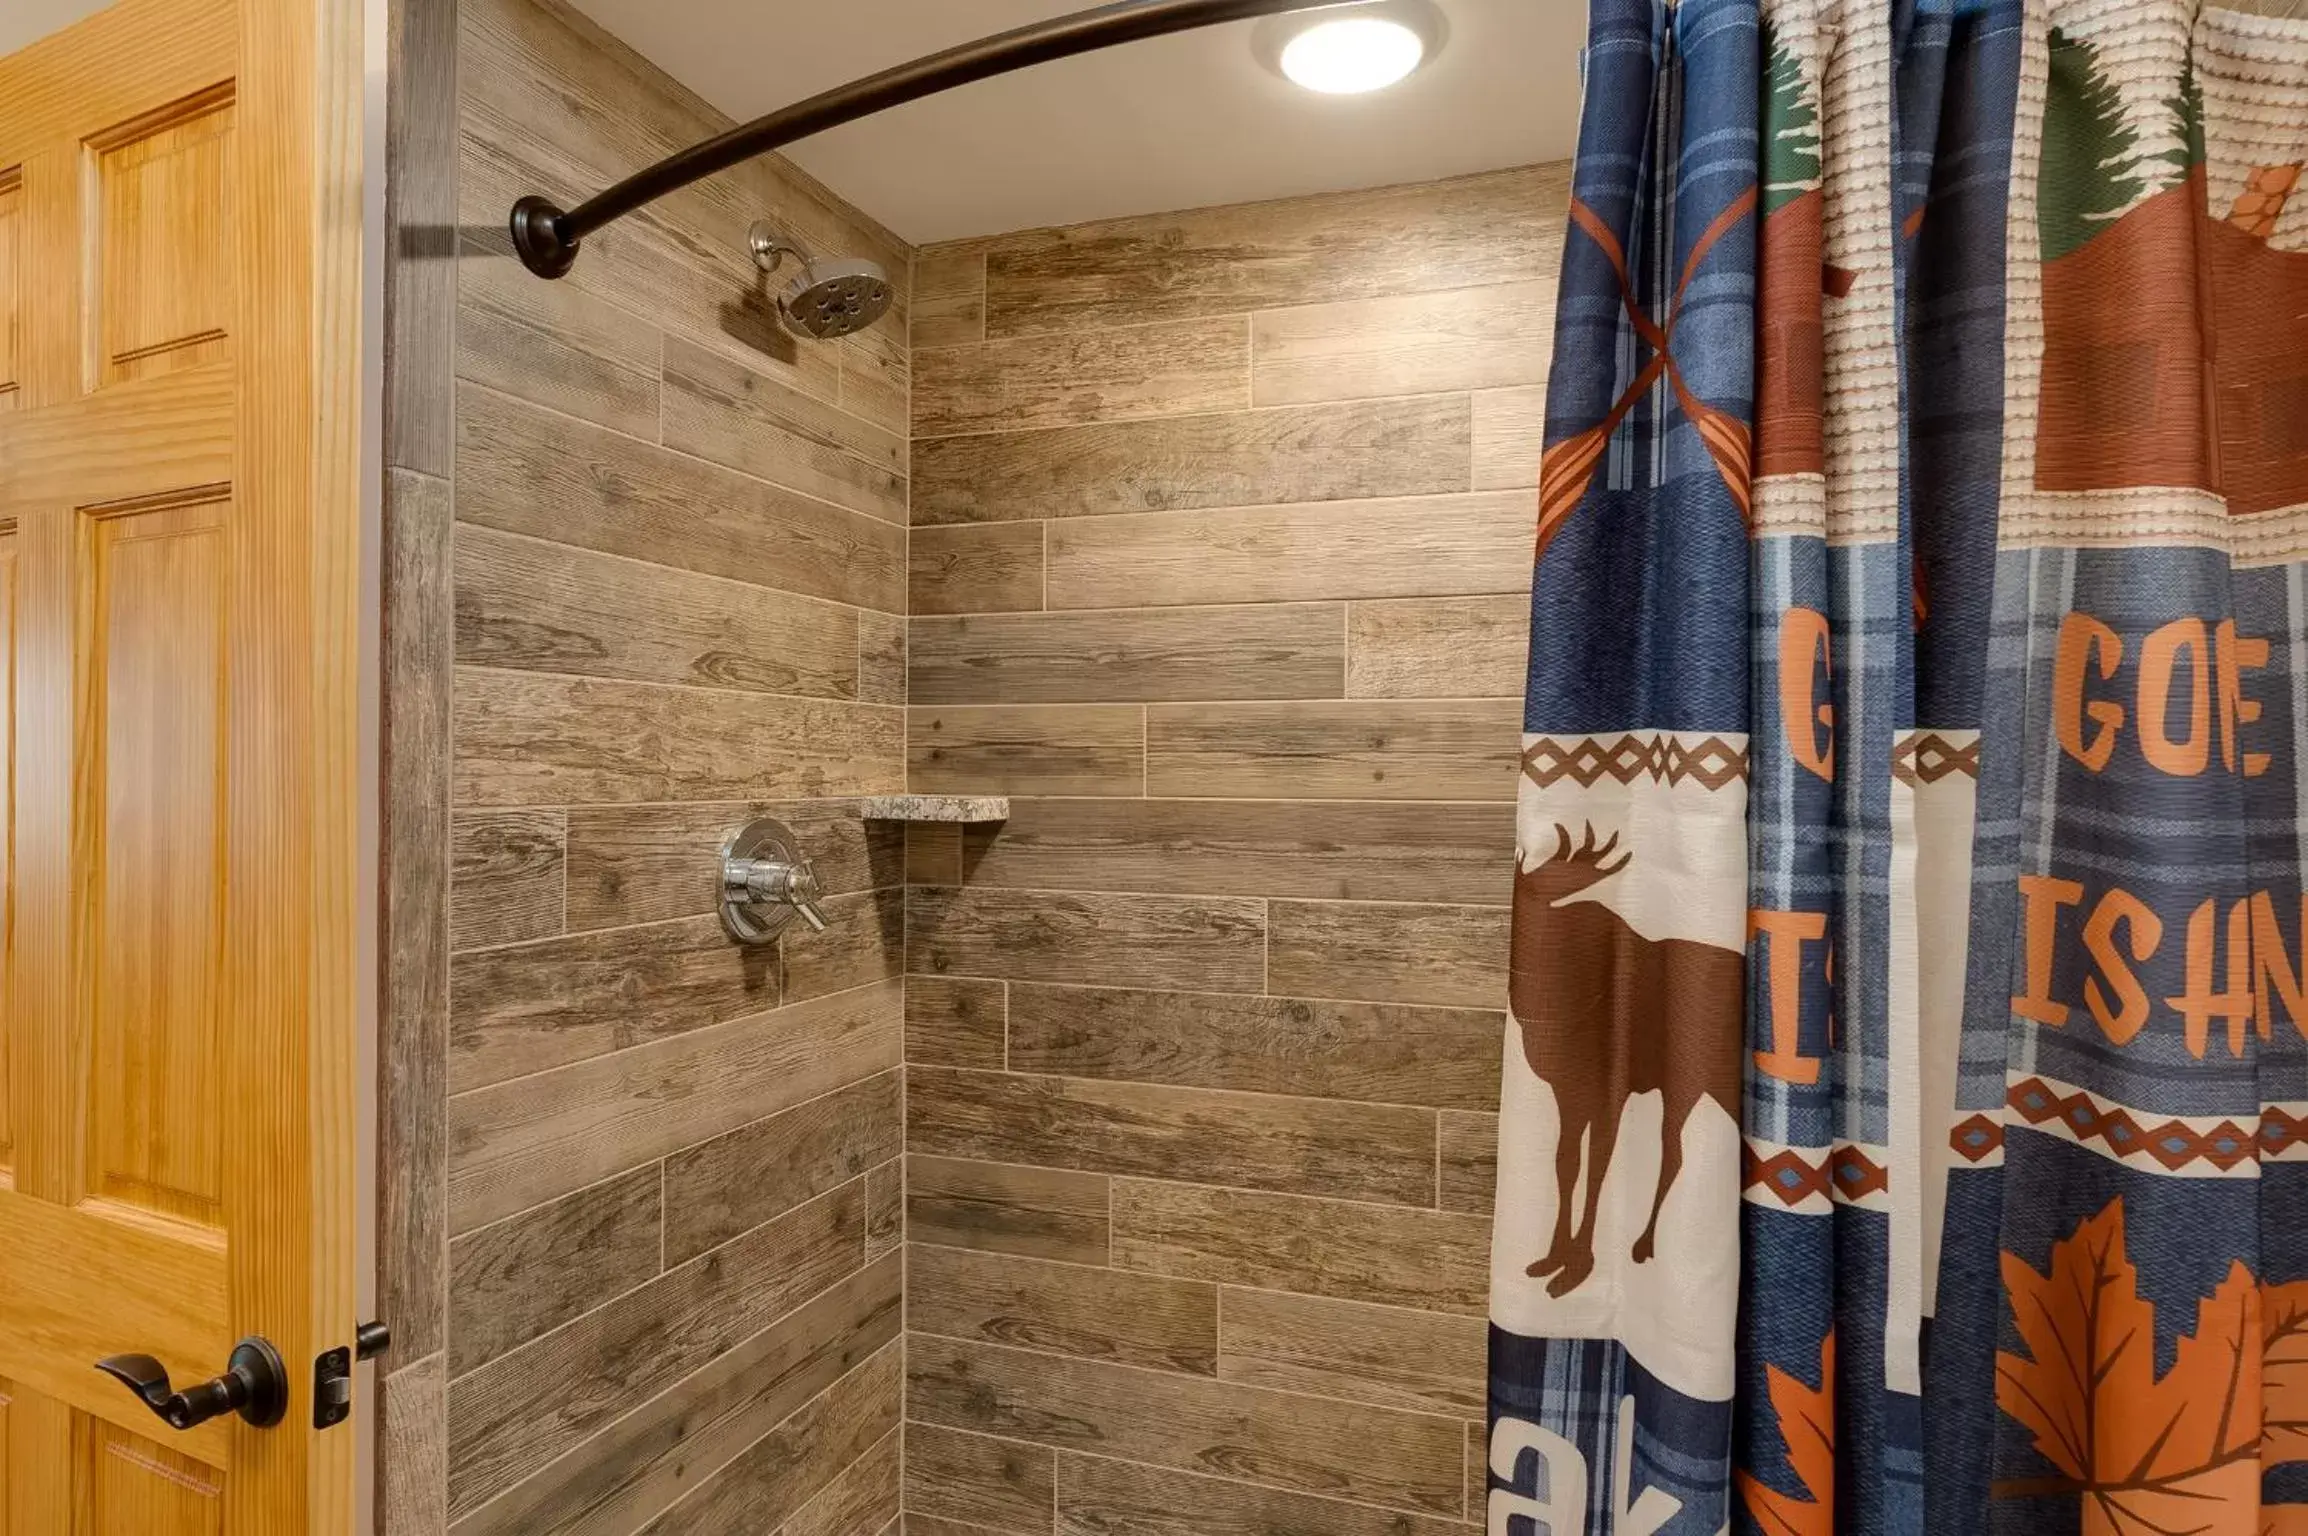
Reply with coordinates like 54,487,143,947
1491,1,2308,1532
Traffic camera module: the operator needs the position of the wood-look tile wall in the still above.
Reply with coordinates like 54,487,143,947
901,164,1565,1534
398,0,913,1530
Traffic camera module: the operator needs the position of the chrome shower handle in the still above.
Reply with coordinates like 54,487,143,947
724,850,829,930
719,817,828,943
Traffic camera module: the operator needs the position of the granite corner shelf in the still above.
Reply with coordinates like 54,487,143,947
859,795,1010,824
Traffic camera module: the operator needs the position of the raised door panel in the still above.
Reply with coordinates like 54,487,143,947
81,1414,226,1534
93,89,235,388
0,1378,231,1536
85,496,228,1223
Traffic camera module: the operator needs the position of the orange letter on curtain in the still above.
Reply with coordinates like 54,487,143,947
2014,875,2085,1026
2169,898,2254,1059
2138,617,2212,777
2217,620,2271,777
1751,908,1829,1084
2080,889,2162,1045
2053,613,2123,773
1780,607,1834,783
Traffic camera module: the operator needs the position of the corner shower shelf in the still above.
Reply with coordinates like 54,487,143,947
859,795,1010,824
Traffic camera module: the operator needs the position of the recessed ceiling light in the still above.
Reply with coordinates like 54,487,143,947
1256,2,1446,96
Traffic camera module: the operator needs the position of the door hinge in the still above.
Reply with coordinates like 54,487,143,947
312,1320,391,1430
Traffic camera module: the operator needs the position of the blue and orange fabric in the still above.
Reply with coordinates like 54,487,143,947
1489,0,2308,1532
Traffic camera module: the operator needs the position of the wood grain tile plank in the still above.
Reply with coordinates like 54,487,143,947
448,978,902,1233
445,1252,901,1536
913,248,988,349
952,798,1512,905
865,1157,902,1262
1005,984,1500,1110
913,317,1249,437
1470,384,1547,491
454,523,864,698
1438,1111,1497,1216
907,1154,1111,1265
859,610,907,703
909,1244,1218,1376
1346,596,1530,700
456,381,906,613
379,1354,449,1536
910,397,1470,526
448,1181,866,1516
661,334,909,526
908,822,964,887
452,667,904,808
906,1517,1025,1536
1044,492,1537,609
448,913,779,1090
1054,1453,1469,1536
1464,1421,1485,1529
454,238,660,438
635,1343,902,1536
909,706,1145,797
839,327,911,439
385,0,458,479
562,799,901,932
907,1336,1463,1517
906,1066,1435,1206
782,886,906,1003
904,1423,1053,1535
448,1163,662,1376
1217,1288,1486,1415
381,468,454,1362
1252,281,1554,406
906,887,1266,993
778,1425,901,1536
1112,1179,1490,1314
1266,900,1509,1009
911,521,1046,615
906,976,1008,1071
449,808,565,952
1144,700,1522,802
910,605,1343,706
662,1069,902,1266
977,164,1568,335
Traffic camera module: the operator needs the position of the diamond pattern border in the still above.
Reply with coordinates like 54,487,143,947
1522,734,1749,792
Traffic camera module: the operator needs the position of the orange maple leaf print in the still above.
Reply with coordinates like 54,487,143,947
2266,1279,2308,1470
1994,1197,2262,1536
1738,1326,1834,1536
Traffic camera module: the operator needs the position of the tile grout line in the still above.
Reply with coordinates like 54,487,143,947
911,1315,1480,1427
913,1155,1494,1235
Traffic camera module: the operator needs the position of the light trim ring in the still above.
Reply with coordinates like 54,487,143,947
1254,1,1447,95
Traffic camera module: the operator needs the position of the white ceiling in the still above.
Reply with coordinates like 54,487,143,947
567,0,1586,245
0,0,116,56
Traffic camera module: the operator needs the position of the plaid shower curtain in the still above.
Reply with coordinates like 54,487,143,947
1489,0,2308,1530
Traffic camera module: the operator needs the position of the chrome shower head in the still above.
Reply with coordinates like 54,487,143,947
748,220,893,340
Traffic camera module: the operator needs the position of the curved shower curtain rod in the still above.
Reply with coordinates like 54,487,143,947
510,0,1356,279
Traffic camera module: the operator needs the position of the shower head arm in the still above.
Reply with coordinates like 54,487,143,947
510,0,1364,279
747,221,816,276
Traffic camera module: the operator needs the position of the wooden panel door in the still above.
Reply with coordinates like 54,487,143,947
0,0,363,1529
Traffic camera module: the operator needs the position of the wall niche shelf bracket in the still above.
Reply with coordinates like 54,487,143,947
860,795,1010,824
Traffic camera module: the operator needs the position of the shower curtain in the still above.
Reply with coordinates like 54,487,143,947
1490,0,2308,1530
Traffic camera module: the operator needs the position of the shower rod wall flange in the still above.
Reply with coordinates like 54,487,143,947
509,0,1363,280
